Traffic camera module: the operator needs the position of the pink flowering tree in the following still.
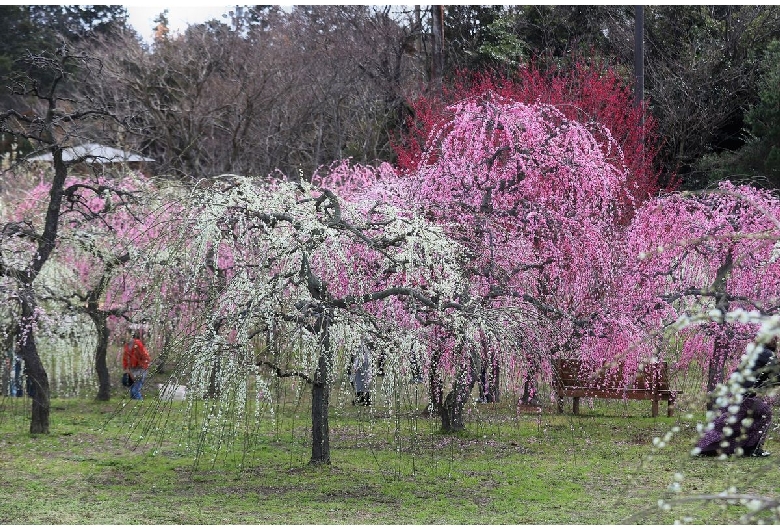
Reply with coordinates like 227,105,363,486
621,182,780,393
386,90,641,422
395,60,667,206
4,172,159,402
391,87,780,423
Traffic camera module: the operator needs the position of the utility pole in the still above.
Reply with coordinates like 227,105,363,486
431,5,444,94
415,5,423,54
635,5,645,159
634,6,644,111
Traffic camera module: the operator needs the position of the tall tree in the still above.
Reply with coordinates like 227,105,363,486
441,6,523,73
696,39,780,189
0,46,130,431
0,6,127,123
641,6,780,189
430,5,444,93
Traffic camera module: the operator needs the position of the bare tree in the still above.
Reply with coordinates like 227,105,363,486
81,7,427,180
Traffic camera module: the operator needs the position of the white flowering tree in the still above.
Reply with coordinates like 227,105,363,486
146,174,469,464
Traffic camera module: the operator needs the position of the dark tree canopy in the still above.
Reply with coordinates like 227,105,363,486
0,5,126,79
0,5,127,156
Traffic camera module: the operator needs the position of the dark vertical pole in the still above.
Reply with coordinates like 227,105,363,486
634,6,644,112
415,5,423,54
635,5,645,167
431,5,444,94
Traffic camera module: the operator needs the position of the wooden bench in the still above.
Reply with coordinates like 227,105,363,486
552,358,681,417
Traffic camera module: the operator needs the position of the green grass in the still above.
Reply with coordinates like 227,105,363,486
1,387,779,524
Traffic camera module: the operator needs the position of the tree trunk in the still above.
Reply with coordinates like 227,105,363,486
88,259,130,401
439,344,477,432
707,325,732,409
205,262,227,398
428,349,444,415
91,312,111,401
707,253,733,407
17,295,50,434
1,328,13,397
310,364,331,465
484,367,500,403
310,313,332,465
440,369,476,432
479,341,500,403
520,352,542,405
206,352,222,398
20,144,66,433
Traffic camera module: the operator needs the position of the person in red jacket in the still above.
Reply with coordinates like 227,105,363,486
122,330,152,400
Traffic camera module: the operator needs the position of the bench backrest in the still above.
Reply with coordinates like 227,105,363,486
553,358,670,392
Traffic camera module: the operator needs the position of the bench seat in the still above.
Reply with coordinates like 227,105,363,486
552,358,681,417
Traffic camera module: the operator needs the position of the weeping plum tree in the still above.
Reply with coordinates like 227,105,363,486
12,173,159,400
376,91,641,422
147,173,469,464
620,182,780,391
623,214,780,522
362,57,670,420
395,60,665,206
393,86,780,420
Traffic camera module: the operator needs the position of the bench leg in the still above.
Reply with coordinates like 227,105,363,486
572,396,580,415
651,399,659,418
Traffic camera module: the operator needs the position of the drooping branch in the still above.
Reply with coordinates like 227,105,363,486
1,220,39,242
258,360,314,385
333,286,461,312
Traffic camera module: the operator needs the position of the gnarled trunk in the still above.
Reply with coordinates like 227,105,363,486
20,145,66,433
310,311,332,465
428,349,444,414
707,325,733,410
707,253,734,408
90,312,111,401
439,343,478,432
17,296,50,434
479,337,500,403
440,378,474,432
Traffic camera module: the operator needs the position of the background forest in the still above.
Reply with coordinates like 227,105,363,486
2,5,780,189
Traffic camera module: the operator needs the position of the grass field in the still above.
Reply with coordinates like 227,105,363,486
1,381,779,524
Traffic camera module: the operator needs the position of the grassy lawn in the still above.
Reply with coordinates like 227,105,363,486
1,385,779,524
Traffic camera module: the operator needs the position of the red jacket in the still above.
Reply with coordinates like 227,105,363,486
123,339,151,370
